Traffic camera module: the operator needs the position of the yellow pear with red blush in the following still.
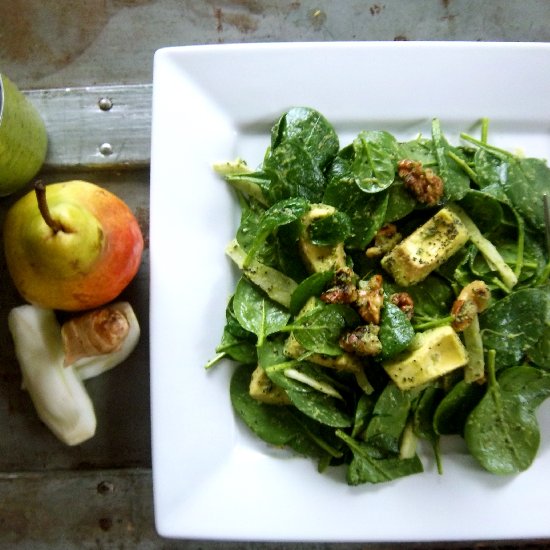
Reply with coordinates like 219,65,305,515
3,180,144,311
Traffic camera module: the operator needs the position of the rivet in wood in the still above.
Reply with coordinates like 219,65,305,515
98,97,113,111
99,142,113,156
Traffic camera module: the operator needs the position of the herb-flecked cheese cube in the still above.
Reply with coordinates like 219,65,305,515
383,325,468,390
380,207,468,286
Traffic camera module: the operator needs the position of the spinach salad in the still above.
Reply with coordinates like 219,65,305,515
207,107,550,485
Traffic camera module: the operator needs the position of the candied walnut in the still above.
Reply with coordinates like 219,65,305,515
365,223,403,258
398,159,444,206
451,280,491,331
339,324,382,357
320,266,358,305
356,274,384,324
390,292,414,320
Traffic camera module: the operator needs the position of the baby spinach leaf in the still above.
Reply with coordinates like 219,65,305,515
270,107,339,170
269,366,353,428
230,364,334,459
263,140,326,204
384,181,417,223
528,324,550,371
393,274,454,321
323,161,389,249
413,386,444,443
433,379,485,436
233,278,290,346
398,137,437,166
243,197,309,266
504,158,550,232
465,356,550,475
288,301,348,356
473,148,508,189
431,119,470,201
215,329,257,366
337,430,423,485
289,270,334,316
498,365,550,409
351,131,398,193
378,302,415,360
458,190,508,235
413,386,444,473
352,394,376,438
363,383,412,457
308,210,352,246
480,287,550,368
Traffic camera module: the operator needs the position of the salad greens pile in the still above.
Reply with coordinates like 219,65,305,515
207,107,550,485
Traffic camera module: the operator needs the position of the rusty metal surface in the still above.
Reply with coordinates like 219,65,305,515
2,0,550,90
2,0,550,548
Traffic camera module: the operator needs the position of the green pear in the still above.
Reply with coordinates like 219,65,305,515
3,180,144,311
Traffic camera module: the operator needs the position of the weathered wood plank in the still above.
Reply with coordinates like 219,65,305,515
1,470,550,550
24,85,152,170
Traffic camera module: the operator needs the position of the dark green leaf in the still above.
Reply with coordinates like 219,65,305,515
464,359,550,474
289,270,334,316
290,302,347,356
363,383,411,456
263,140,326,204
351,131,398,193
504,158,550,232
337,430,423,485
244,197,309,265
271,107,339,169
233,278,290,345
480,288,550,368
308,211,352,246
378,302,415,360
269,367,352,428
230,364,333,459
323,160,389,249
431,119,470,201
433,379,485,436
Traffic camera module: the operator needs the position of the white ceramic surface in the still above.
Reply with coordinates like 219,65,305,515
150,42,550,542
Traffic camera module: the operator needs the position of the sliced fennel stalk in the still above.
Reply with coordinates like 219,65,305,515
8,301,140,446
8,306,96,446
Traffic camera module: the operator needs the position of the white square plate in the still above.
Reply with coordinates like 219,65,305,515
150,42,550,542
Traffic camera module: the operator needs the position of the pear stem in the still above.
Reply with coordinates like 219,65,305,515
35,181,64,234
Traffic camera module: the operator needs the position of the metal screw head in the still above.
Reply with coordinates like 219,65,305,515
98,97,113,111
